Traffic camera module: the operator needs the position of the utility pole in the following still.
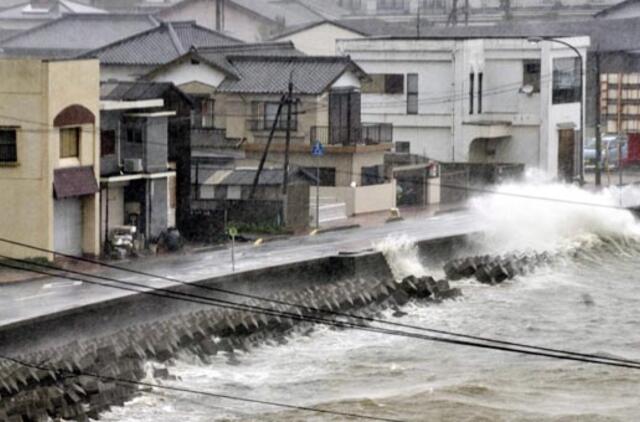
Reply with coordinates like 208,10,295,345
595,51,602,187
417,4,421,37
464,0,469,25
448,0,458,26
249,94,286,200
282,72,294,195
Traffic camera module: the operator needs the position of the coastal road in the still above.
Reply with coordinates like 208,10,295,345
0,210,480,330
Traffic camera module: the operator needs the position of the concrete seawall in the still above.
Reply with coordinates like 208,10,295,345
0,233,474,421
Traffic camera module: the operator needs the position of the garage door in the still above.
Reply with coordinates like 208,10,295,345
54,198,83,255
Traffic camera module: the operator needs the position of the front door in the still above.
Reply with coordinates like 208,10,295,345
558,129,575,182
54,198,83,255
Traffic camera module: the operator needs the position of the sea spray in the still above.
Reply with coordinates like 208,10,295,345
376,235,429,281
468,179,640,253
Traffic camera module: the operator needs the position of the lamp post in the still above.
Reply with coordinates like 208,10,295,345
528,36,585,185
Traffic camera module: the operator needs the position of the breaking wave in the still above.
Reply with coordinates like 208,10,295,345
468,177,640,253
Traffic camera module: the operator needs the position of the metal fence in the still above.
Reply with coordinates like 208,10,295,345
310,123,393,146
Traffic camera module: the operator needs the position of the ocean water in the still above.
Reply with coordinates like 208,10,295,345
100,181,640,421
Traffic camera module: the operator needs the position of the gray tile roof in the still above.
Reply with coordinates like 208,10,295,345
218,168,311,186
217,55,364,94
82,21,241,65
0,0,105,19
158,0,333,27
0,13,158,57
400,17,640,52
100,80,192,105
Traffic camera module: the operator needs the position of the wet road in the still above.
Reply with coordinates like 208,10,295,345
0,210,480,330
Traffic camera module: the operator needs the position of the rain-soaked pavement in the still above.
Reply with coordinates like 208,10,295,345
0,210,479,330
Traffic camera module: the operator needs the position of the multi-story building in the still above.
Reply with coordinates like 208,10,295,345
338,36,589,181
0,58,101,259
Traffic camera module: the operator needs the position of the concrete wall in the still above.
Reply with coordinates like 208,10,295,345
0,58,100,260
273,23,364,56
145,116,169,173
149,177,169,240
316,181,396,215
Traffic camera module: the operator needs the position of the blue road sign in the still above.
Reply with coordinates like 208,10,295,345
311,140,324,157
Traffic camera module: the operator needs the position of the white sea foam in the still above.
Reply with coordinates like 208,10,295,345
376,235,428,280
468,177,640,253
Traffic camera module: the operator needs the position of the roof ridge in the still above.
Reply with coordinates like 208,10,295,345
227,54,350,62
77,20,164,59
165,21,186,55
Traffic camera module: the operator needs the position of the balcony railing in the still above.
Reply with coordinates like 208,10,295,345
247,119,298,132
191,127,229,149
310,123,393,146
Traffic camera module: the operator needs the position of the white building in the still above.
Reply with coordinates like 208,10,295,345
338,36,589,180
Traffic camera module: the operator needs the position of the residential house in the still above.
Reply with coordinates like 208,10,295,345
271,20,366,56
155,0,350,42
146,50,396,218
0,13,159,58
0,0,106,31
100,80,194,238
80,20,241,81
216,55,396,216
338,36,590,181
0,58,101,259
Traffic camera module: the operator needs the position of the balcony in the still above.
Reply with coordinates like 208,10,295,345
191,127,230,149
247,119,298,132
310,123,393,146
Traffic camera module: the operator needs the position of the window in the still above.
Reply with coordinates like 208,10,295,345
302,167,336,186
0,129,17,163
264,101,297,131
469,73,475,115
395,141,411,154
407,74,419,115
553,57,581,104
101,130,115,157
126,124,143,144
196,98,215,128
60,127,80,158
362,74,405,94
523,60,541,93
478,72,483,114
362,165,383,186
377,0,407,11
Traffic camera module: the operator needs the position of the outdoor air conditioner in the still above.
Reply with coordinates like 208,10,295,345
123,158,143,173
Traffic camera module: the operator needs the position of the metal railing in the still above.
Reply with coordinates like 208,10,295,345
191,127,228,149
247,119,298,132
310,123,393,146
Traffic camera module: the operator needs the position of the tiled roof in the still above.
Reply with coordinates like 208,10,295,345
0,14,158,57
145,41,304,81
216,168,312,186
272,19,368,40
397,17,640,52
217,56,364,94
100,80,193,105
82,21,241,65
0,0,105,19
158,0,333,27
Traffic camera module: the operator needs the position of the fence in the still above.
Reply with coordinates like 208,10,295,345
310,123,393,146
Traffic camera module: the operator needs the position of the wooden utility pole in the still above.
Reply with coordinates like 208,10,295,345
249,94,286,200
595,52,602,186
282,72,294,195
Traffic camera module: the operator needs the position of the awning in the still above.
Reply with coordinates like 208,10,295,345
54,166,99,199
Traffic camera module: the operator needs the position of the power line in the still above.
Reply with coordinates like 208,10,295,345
0,354,403,422
1,250,639,370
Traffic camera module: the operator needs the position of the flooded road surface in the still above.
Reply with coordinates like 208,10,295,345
101,182,640,421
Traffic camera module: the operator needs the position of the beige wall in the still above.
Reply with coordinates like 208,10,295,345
0,58,100,260
316,182,396,216
274,23,364,56
160,1,278,42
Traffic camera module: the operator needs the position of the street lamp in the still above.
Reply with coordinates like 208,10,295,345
528,36,585,185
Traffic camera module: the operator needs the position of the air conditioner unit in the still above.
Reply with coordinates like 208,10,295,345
123,158,143,173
